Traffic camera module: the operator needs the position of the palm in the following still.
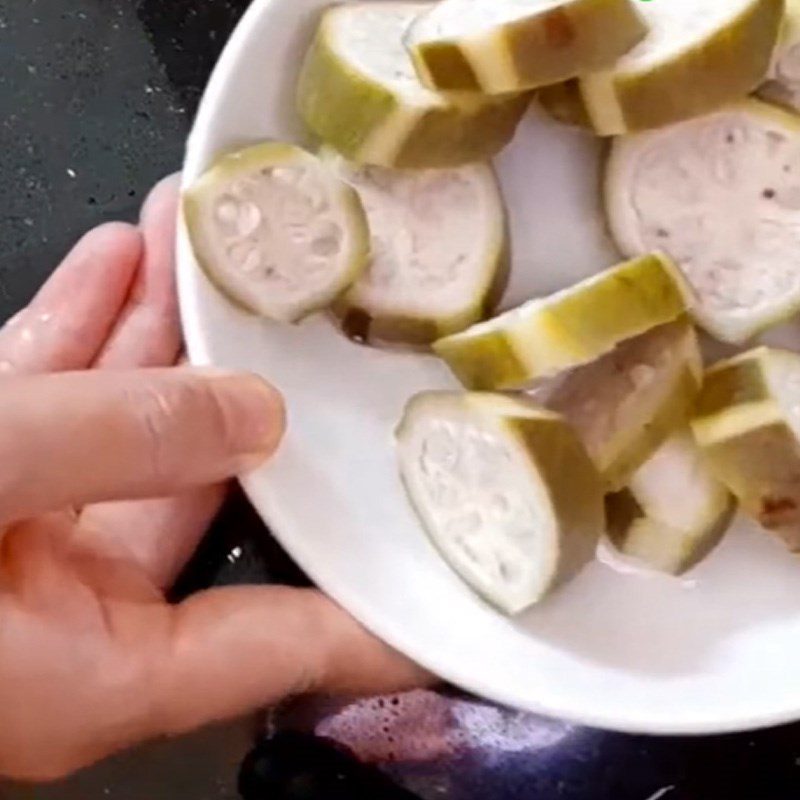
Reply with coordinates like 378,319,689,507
0,177,424,782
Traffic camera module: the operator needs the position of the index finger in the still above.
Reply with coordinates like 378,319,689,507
0,368,284,525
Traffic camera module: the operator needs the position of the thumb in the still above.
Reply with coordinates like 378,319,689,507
144,586,429,738
0,368,284,524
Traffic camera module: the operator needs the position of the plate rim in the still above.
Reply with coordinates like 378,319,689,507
176,0,800,737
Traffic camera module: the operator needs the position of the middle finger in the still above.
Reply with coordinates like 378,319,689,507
0,223,142,376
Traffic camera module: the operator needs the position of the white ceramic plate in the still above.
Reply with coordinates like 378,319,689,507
177,0,800,735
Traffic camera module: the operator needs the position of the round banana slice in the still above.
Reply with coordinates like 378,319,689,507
539,318,703,491
692,347,800,551
321,150,507,346
606,429,735,574
759,0,800,111
433,252,692,391
557,0,783,136
403,0,646,95
396,392,604,614
183,142,369,323
606,99,800,345
296,2,530,169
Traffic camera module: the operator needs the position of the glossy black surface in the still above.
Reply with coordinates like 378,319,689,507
4,1,800,798
238,732,420,800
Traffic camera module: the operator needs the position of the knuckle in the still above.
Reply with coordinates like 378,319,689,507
126,383,176,483
125,375,240,481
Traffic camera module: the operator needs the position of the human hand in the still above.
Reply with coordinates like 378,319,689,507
0,176,425,782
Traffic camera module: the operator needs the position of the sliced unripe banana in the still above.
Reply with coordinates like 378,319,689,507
322,150,508,346
539,319,703,491
692,347,800,552
540,0,783,135
606,428,735,574
433,253,692,391
606,99,800,344
404,0,646,95
183,142,369,322
396,392,605,614
297,2,530,169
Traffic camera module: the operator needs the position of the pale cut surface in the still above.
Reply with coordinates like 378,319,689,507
396,392,604,615
538,319,702,490
433,253,691,391
404,0,646,94
324,151,506,345
606,429,735,575
414,0,566,35
606,100,800,344
183,142,368,322
338,2,442,106
614,0,750,71
579,0,783,134
297,2,530,168
692,347,800,551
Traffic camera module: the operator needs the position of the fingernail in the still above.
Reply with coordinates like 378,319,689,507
211,373,286,461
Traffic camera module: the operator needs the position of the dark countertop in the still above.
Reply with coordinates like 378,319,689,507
3,1,800,799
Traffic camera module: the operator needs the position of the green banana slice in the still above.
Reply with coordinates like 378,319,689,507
606,99,800,345
321,150,507,346
433,253,692,391
183,142,369,323
296,2,530,169
396,391,604,614
692,347,800,552
403,0,646,95
544,0,782,136
606,429,735,574
759,0,800,111
539,318,702,491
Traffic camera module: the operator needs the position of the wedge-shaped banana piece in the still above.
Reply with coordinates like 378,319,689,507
396,392,604,614
759,0,800,111
323,151,507,346
540,319,702,491
692,347,800,552
183,142,369,322
433,253,691,391
607,100,800,344
404,0,646,95
541,0,783,135
606,429,735,574
297,2,530,169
